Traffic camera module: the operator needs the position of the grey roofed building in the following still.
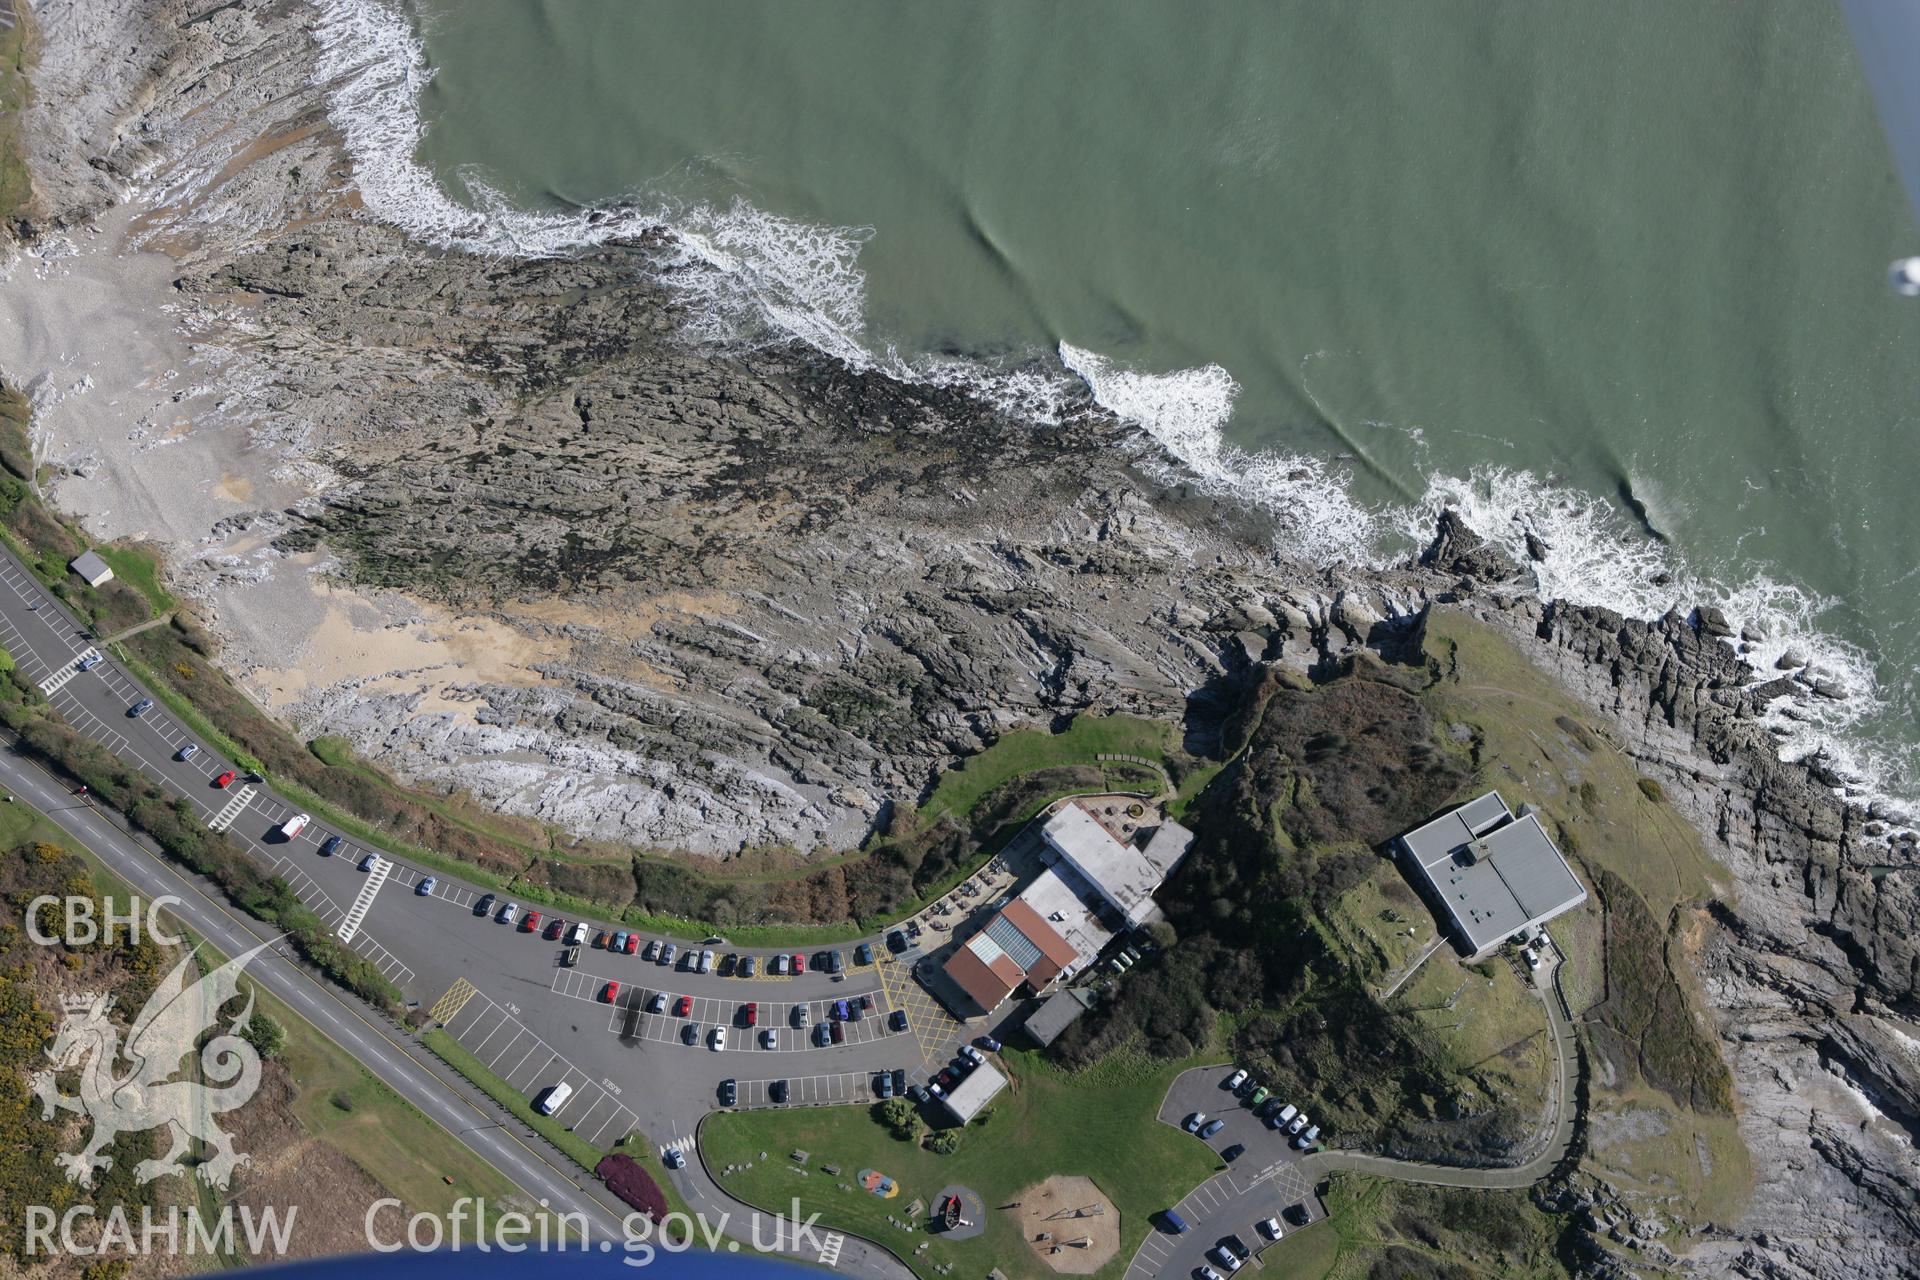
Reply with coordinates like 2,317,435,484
1023,987,1095,1048
1039,802,1193,927
1398,791,1587,958
68,550,114,588
938,1060,1008,1126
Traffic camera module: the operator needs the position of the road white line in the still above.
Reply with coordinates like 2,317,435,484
336,854,391,943
206,784,256,832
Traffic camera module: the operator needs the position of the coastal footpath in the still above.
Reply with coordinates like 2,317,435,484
0,2,1914,1277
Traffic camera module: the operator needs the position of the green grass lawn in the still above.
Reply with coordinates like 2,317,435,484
94,543,176,616
702,1045,1218,1280
1326,866,1432,985
918,714,1176,825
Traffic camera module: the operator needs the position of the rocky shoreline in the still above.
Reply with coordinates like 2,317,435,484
1,1,1915,1275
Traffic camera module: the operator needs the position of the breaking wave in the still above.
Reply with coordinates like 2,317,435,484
310,0,1911,824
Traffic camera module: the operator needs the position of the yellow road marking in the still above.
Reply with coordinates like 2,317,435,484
429,977,479,1024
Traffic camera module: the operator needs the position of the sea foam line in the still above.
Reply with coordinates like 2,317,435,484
311,0,1912,823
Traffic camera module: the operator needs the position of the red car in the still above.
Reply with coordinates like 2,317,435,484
544,918,566,940
623,933,640,955
521,911,542,933
602,981,620,1003
744,1002,758,1026
213,770,236,789
791,953,806,974
675,995,693,1017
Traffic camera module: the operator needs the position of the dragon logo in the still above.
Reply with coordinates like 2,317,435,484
29,940,273,1190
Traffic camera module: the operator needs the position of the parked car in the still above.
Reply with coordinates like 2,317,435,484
886,929,907,953
214,770,236,788
832,999,849,1021
934,1068,955,1089
718,1079,737,1107
659,942,677,966
1226,1068,1248,1091
319,835,343,856
875,1071,893,1098
544,918,566,940
1248,1086,1268,1109
700,949,716,973
1287,1113,1309,1135
769,1080,788,1104
740,955,758,978
1197,1267,1223,1280
1222,1143,1245,1162
830,1022,845,1044
602,981,620,1002
522,910,541,933
772,954,788,976
1276,1103,1298,1126
1295,1125,1320,1149
77,652,104,672
682,1023,699,1046
568,921,589,945
612,930,629,953
563,945,581,967
535,1082,573,1116
359,853,379,873
648,992,668,1014
623,933,639,955
814,1023,831,1047
962,1045,985,1066
907,1084,929,1103
976,1034,1001,1053
854,942,874,966
497,902,519,925
176,743,199,762
1209,1244,1243,1273
1258,1216,1285,1241
129,698,154,718
675,995,693,1017
859,993,875,1012
1183,1112,1207,1133
475,893,496,917
891,1068,907,1095
1199,1118,1226,1139
792,1003,809,1027
791,953,806,974
889,1010,909,1032
709,1027,727,1051
1523,947,1542,971
416,875,436,896
760,1029,777,1049
928,1081,946,1100
826,949,843,974
594,930,611,949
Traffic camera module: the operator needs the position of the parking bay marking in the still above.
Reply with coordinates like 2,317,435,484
440,988,640,1147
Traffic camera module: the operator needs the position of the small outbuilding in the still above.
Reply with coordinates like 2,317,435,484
69,550,114,588
1022,987,1095,1048
938,1061,1008,1127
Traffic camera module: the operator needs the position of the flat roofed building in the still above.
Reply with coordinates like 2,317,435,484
1039,802,1193,927
941,895,1082,1016
69,550,114,588
1399,792,1587,959
939,1060,1008,1126
1023,987,1095,1047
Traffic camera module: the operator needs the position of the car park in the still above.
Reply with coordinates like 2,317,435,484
792,1003,809,1027
176,743,198,762
1183,1112,1206,1133
740,955,758,978
602,981,620,1002
568,921,589,945
769,1080,788,1103
648,992,668,1014
359,853,379,872
214,770,236,788
683,1023,699,1046
129,698,154,718
854,942,874,966
889,1010,908,1032
760,1029,777,1049
522,910,541,932
497,902,519,925
416,875,436,896
791,953,806,974
475,893,496,917
1226,1068,1248,1091
1199,1118,1226,1139
676,995,693,1017
1258,1217,1284,1241
718,1079,737,1106
744,1002,758,1026
709,1027,727,1051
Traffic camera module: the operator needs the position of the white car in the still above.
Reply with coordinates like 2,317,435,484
498,901,519,925
1258,1217,1284,1241
1287,1112,1309,1135
709,1026,727,1051
648,992,668,1014
1209,1245,1243,1274
1276,1103,1298,1126
1198,1269,1223,1280
567,921,589,946
1523,947,1542,970
962,1045,985,1066
700,948,716,973
1295,1124,1320,1149
1225,1067,1248,1091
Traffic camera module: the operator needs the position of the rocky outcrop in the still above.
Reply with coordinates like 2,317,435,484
4,1,1917,1274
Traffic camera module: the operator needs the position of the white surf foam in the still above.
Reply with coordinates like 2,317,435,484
312,0,1913,825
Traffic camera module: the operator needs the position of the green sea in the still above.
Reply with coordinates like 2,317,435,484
318,0,1920,815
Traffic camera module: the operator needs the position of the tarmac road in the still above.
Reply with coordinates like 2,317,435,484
0,548,923,1278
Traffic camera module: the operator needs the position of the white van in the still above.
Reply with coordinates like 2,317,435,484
279,813,310,840
535,1082,573,1116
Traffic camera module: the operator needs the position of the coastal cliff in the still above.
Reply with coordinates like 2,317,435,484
0,2,1914,1276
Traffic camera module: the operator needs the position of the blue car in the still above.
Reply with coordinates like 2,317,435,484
320,835,344,857
129,698,154,718
76,653,104,672
854,942,874,966
358,853,379,872
416,876,437,896
1199,1118,1226,1140
612,931,629,953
